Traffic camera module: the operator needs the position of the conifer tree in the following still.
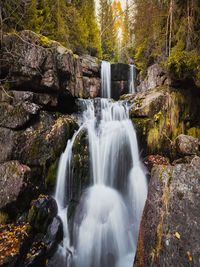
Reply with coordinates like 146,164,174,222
99,0,117,61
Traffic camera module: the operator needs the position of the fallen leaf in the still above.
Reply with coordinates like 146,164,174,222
175,232,180,239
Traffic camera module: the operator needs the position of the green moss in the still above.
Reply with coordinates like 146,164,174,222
45,159,59,189
0,212,8,225
167,41,200,86
39,35,52,47
172,122,184,140
132,118,150,137
187,127,200,139
147,127,160,151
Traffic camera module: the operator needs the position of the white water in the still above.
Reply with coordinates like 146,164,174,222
101,61,111,98
54,64,147,267
129,65,137,93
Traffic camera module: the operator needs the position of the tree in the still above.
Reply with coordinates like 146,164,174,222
99,0,117,61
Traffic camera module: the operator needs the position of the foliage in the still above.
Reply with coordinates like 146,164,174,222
128,0,200,85
0,223,30,265
167,41,200,85
1,0,102,57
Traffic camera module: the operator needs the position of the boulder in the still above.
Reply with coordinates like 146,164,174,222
175,134,199,156
0,161,31,210
134,156,200,267
27,195,57,233
44,216,63,256
0,102,40,129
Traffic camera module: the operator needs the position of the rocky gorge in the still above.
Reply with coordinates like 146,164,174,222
0,30,200,267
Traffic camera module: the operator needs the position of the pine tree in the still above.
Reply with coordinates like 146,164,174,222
99,0,117,61
74,0,102,57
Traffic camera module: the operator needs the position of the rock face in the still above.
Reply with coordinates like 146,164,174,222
1,31,101,99
121,86,200,157
134,156,200,267
137,64,169,92
111,63,129,99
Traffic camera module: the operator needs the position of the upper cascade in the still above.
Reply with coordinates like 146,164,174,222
129,65,137,94
101,61,111,98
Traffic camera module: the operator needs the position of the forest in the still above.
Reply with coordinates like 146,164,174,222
0,1,200,267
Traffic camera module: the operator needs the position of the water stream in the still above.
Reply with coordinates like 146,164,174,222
129,65,137,93
101,61,111,98
54,61,147,267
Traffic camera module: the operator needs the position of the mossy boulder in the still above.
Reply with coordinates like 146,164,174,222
122,86,200,158
134,156,200,267
27,195,57,233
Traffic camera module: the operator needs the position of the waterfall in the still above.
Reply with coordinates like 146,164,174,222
54,63,148,267
129,65,136,93
101,61,111,98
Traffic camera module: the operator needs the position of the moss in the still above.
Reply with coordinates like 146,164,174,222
172,122,184,140
132,118,150,137
45,159,59,190
167,42,200,86
0,212,8,225
147,127,160,151
187,127,200,139
38,35,52,47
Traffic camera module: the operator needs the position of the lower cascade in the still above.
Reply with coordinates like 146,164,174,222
54,98,148,267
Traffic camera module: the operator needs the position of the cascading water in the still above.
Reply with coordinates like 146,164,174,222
54,63,148,267
129,65,137,93
101,60,111,98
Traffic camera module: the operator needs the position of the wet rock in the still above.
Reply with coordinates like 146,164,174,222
27,195,57,233
23,217,63,267
111,63,129,81
44,216,63,256
0,161,31,210
111,81,129,100
175,134,199,156
138,63,169,92
134,156,200,267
